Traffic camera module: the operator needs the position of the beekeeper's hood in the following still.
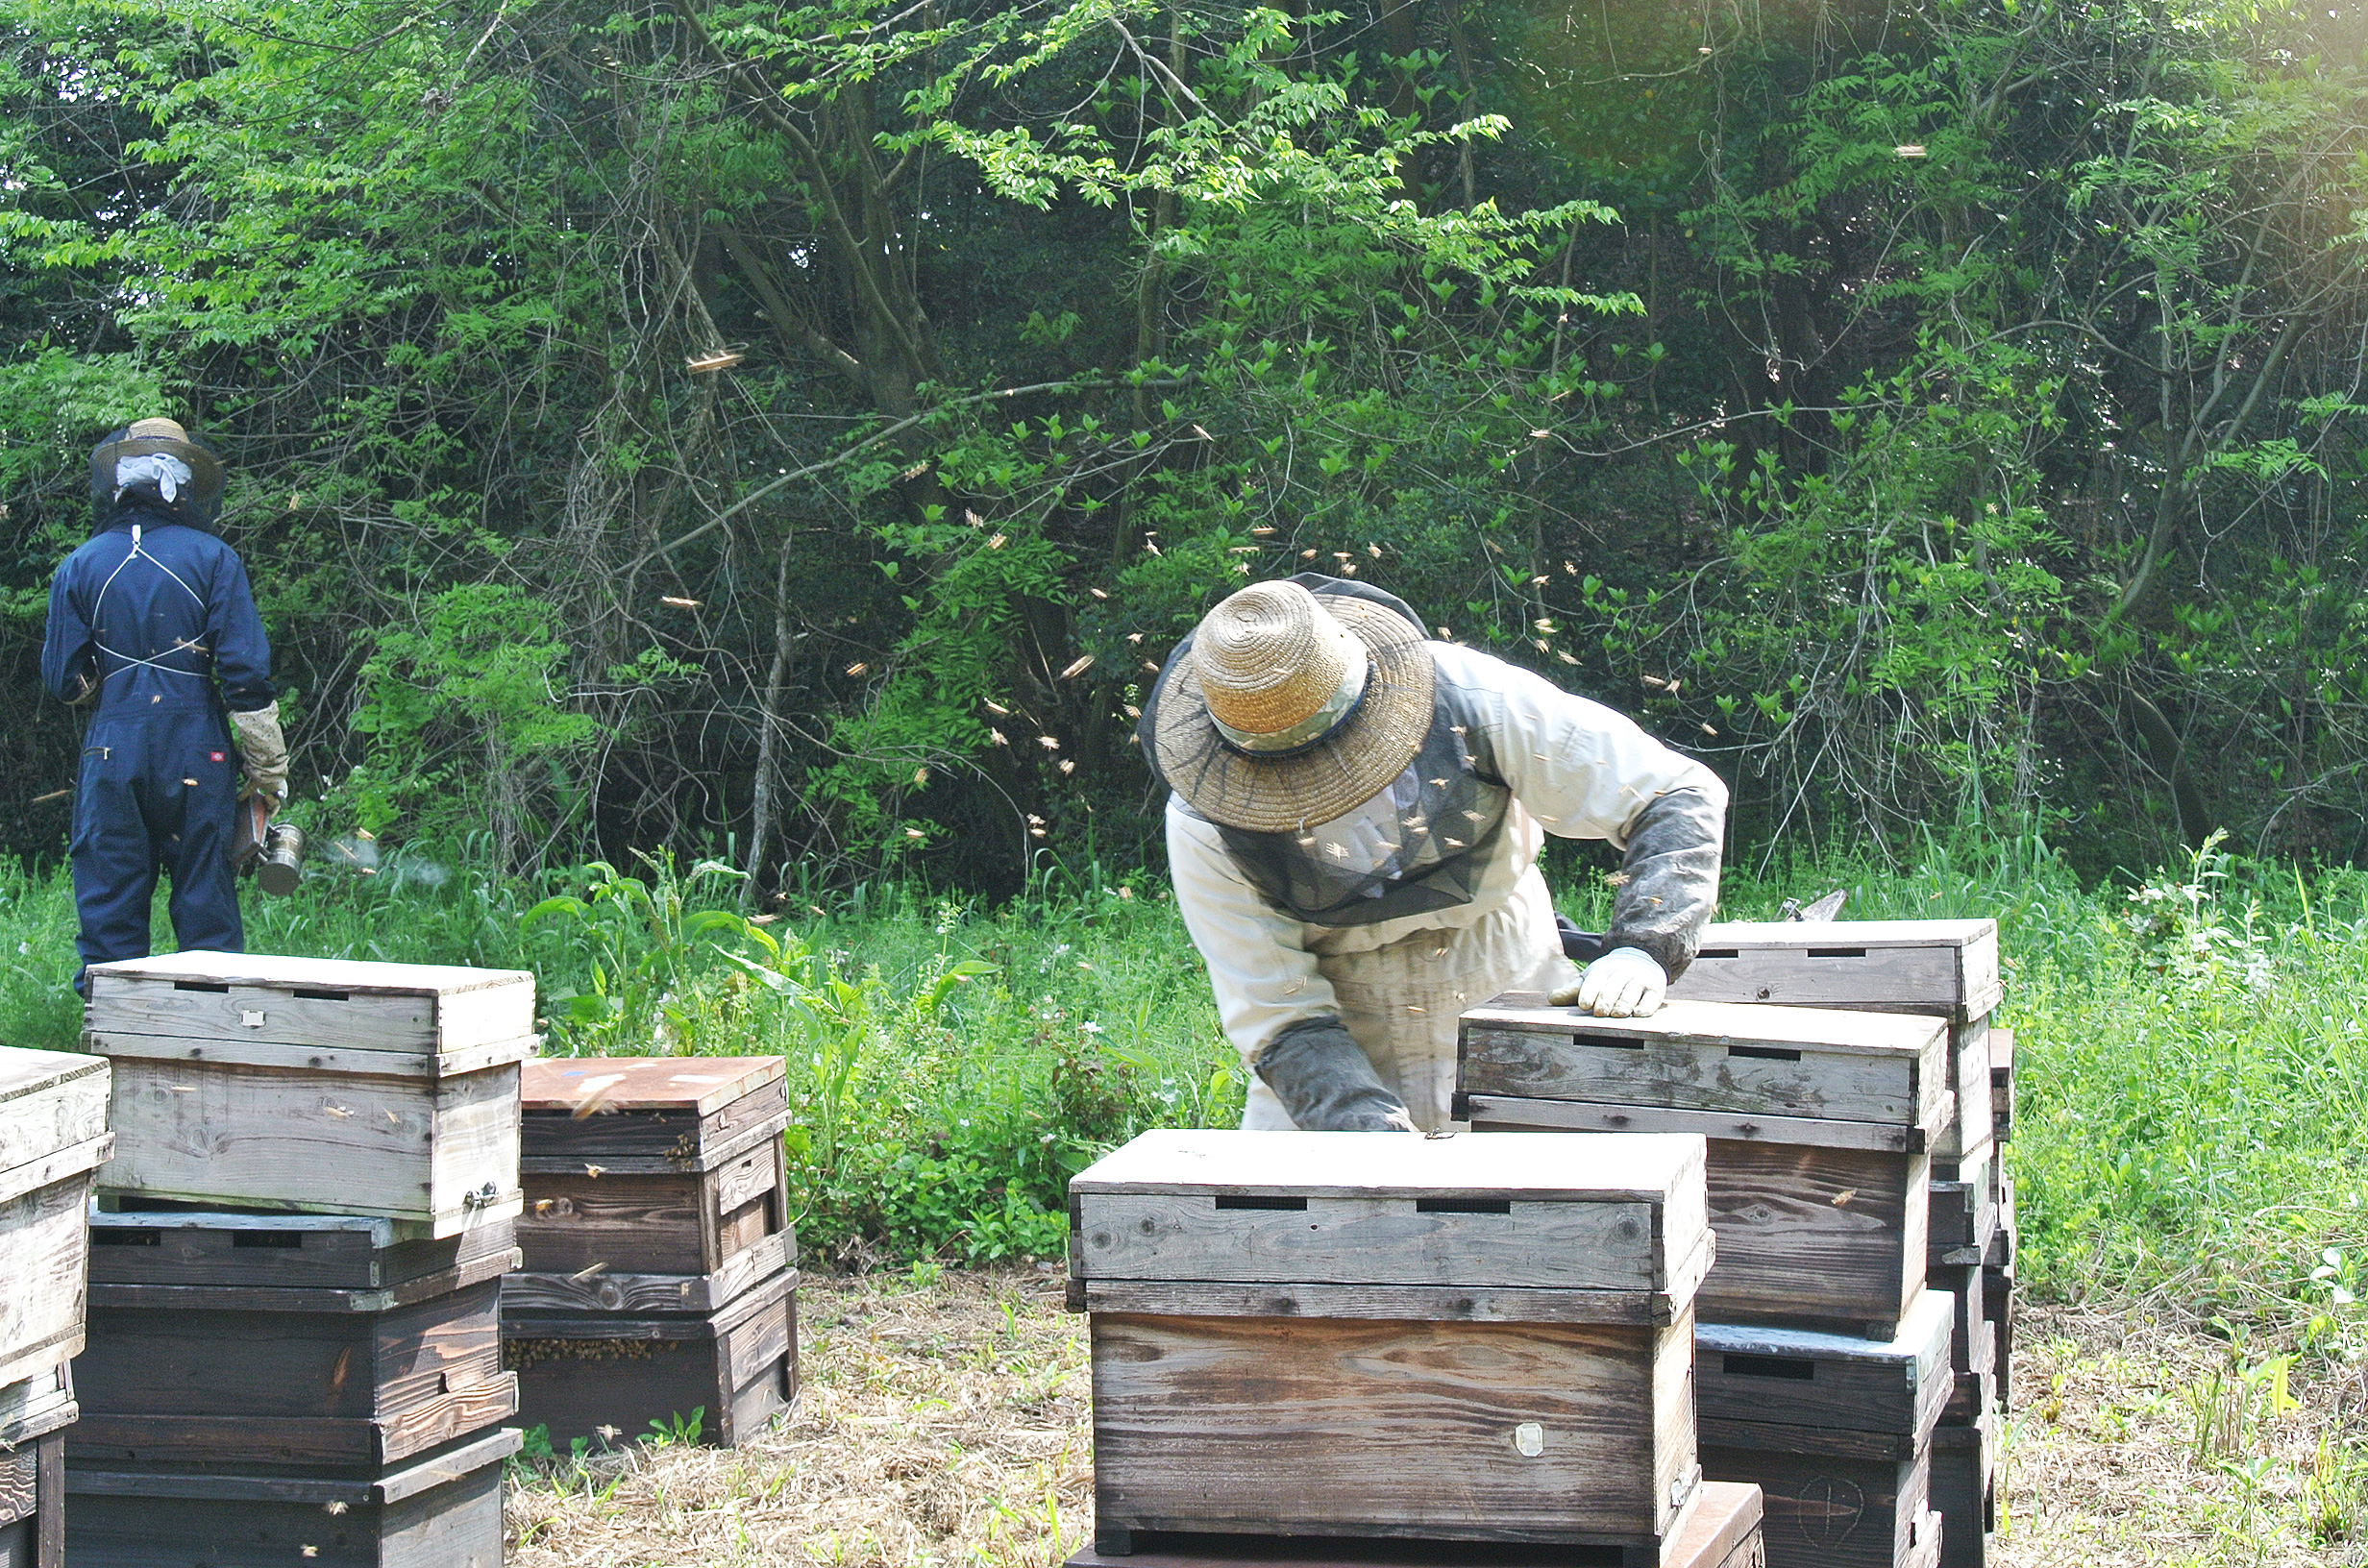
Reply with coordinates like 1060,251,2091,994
89,417,226,530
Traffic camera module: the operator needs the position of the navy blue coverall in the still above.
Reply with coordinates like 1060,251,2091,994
41,507,276,982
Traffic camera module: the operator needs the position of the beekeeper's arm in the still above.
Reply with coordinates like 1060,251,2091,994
1167,799,1416,1132
207,551,285,800
1442,647,1726,1012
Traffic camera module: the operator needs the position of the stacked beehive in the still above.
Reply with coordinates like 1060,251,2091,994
1063,1129,1769,1568
0,1044,112,1568
503,1057,798,1447
1455,919,2014,1568
70,952,532,1567
1669,921,2012,1568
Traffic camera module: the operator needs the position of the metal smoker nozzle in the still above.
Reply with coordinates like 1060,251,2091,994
259,821,306,896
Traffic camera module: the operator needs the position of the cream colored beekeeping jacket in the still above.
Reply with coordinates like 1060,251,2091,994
1167,641,1728,1128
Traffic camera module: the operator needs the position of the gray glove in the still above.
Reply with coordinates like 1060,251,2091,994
1603,784,1724,981
230,700,290,801
1255,1019,1419,1132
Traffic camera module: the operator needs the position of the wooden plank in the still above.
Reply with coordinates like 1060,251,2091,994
99,1057,518,1237
0,1048,107,1108
0,1168,95,1386
1932,1022,1994,1164
519,1107,787,1174
1071,1130,1703,1204
61,1426,513,1567
506,1271,796,1447
504,1237,791,1315
35,1435,59,1568
0,1446,31,1528
1063,1482,1764,1568
0,1136,112,1209
0,1365,75,1451
82,1027,533,1081
0,1055,109,1186
67,1373,515,1469
1927,1141,1996,1254
1458,1014,1941,1137
1468,996,1954,1057
523,1056,784,1117
1695,1288,1952,1441
1928,1414,1992,1568
1988,1031,2013,1144
1699,1443,1928,1568
60,1427,521,1507
85,949,530,1001
1088,1310,1693,1545
1077,1236,1714,1328
1691,1141,1927,1338
1458,1094,1940,1154
518,1173,724,1277
86,1210,514,1293
1073,1193,1662,1292
1673,919,1999,1020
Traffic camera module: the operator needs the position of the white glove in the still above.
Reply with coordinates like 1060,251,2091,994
1550,946,1667,1017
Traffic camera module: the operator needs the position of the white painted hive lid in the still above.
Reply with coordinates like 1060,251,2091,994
1070,1127,1703,1204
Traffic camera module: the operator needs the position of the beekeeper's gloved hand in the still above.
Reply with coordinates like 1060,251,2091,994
1256,1019,1419,1132
1550,946,1667,1017
230,700,290,802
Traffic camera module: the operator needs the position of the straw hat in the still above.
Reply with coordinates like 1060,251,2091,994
90,418,224,506
1147,578,1433,832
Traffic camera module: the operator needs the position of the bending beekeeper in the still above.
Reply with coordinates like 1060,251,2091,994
41,418,287,992
1141,575,1726,1133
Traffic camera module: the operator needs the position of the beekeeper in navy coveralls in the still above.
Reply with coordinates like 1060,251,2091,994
40,418,288,991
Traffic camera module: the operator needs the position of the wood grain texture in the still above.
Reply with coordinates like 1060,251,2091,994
81,1026,532,1083
0,1366,74,1451
1076,1236,1713,1328
1987,1032,2013,1144
1927,1416,1993,1568
1459,1024,1937,1130
68,1374,516,1469
1674,919,2001,1021
60,1428,511,1568
87,1211,515,1295
0,1056,108,1187
99,1058,519,1237
1699,1443,1928,1568
1061,1482,1764,1568
523,1057,784,1116
0,1046,108,1105
1088,1310,1694,1545
506,1271,797,1447
516,1158,787,1277
84,952,534,1066
520,1107,787,1174
1458,1095,1937,1154
1072,1130,1702,1204
1983,1264,2014,1409
0,1168,95,1388
1695,1288,1952,1441
0,1445,32,1528
1926,1142,1995,1255
1073,1193,1663,1291
504,1237,791,1315
0,1435,59,1568
1695,1141,1926,1337
1931,1023,1994,1164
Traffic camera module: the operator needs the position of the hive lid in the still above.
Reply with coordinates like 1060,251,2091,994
1464,997,1948,1058
524,1056,785,1116
1071,1127,1702,1203
86,950,532,997
0,1043,107,1106
1693,918,1997,950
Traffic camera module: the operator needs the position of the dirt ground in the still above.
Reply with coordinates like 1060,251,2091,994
506,1270,2368,1568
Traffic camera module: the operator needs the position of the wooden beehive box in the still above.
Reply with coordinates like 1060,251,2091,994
503,1265,798,1448
512,1056,792,1314
1928,1415,1994,1568
1695,1288,1952,1568
1671,921,2000,1019
1060,1480,1769,1568
1988,1031,2014,1144
82,952,533,1237
87,1208,516,1302
1457,999,1946,1337
72,1262,515,1474
1070,1130,1710,1563
0,1426,62,1568
62,1423,517,1568
0,1045,112,1390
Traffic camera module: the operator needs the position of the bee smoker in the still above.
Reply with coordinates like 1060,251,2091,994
233,796,306,895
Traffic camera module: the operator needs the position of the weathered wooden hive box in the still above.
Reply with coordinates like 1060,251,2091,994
1069,1130,1711,1563
1671,919,2000,1165
1695,1288,1952,1568
511,1056,792,1313
71,1210,520,1474
82,952,532,1237
1928,1415,1994,1568
0,1044,112,1391
1457,999,1945,1337
502,1267,798,1448
1,1362,75,1568
1059,1480,1769,1568
62,1424,517,1568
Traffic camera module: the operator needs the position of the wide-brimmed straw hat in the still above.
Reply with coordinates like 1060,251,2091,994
1146,576,1434,833
90,418,225,506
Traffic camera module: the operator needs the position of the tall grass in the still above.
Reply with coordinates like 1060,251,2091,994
11,833,2368,1347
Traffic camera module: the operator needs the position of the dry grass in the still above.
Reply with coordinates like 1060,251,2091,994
506,1266,1095,1568
507,1275,2368,1568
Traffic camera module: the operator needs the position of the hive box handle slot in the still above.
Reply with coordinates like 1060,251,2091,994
1721,1352,1817,1381
1807,946,1868,959
92,1230,160,1248
1696,948,1739,960
1213,1195,1308,1212
292,988,352,1002
1415,1198,1512,1215
231,1232,305,1249
172,979,231,992
1582,1036,1647,1051
1727,1045,1802,1062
